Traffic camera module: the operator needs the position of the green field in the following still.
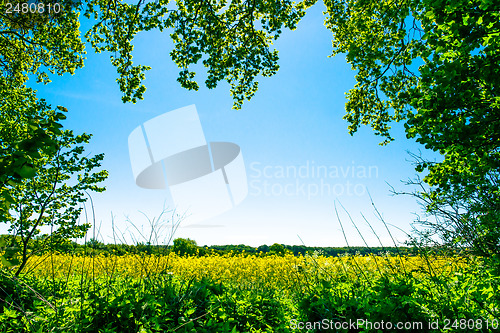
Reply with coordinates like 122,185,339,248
1,251,499,332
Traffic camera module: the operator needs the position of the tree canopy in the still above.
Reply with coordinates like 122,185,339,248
1,0,87,215
323,0,499,254
0,1,107,270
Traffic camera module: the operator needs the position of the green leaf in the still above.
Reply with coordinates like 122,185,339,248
1,255,19,268
3,307,19,318
17,165,37,179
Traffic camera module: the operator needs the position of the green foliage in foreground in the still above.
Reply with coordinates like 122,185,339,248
1,255,499,333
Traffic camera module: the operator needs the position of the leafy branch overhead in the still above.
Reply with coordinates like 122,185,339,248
0,1,85,86
0,1,109,273
84,0,315,107
1,0,315,107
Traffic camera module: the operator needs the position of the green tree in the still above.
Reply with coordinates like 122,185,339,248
0,0,111,276
324,0,500,255
0,87,66,219
172,237,198,256
1,0,86,217
4,110,107,275
0,85,109,276
257,244,270,254
269,243,287,256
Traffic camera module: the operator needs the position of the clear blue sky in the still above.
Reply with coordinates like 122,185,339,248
14,3,439,247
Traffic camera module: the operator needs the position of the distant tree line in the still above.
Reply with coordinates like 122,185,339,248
211,243,419,257
2,235,428,261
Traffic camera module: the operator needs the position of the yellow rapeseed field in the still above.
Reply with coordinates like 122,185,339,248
22,252,468,291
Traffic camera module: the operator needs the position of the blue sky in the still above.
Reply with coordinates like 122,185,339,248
12,3,439,247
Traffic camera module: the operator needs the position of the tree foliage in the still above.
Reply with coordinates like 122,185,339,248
9,126,107,275
172,237,198,256
2,0,316,105
324,0,500,255
0,0,87,215
83,0,315,106
1,1,108,273
0,87,65,218
1,1,84,87
0,91,108,274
